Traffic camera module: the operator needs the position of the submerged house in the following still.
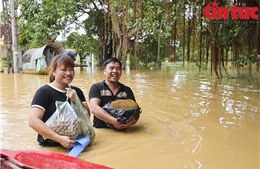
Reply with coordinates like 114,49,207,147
22,42,66,73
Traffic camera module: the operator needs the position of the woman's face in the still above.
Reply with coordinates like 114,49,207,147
52,65,75,86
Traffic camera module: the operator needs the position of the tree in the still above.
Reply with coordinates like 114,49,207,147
255,3,260,71
17,0,92,48
108,0,136,68
16,0,260,78
61,32,98,64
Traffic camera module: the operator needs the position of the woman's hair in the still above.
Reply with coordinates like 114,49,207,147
103,57,122,69
48,54,75,82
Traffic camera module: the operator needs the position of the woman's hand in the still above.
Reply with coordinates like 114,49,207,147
66,88,76,103
58,135,76,149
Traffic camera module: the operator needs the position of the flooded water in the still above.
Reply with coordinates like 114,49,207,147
0,63,259,169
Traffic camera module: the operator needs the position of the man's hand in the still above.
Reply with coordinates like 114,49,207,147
112,118,137,130
126,118,137,126
111,118,128,130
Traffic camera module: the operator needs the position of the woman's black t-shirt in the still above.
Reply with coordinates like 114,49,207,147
31,84,86,145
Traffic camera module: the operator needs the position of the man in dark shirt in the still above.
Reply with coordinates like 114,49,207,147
89,57,139,129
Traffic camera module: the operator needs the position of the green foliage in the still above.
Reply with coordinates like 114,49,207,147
13,0,260,74
61,32,98,61
83,9,104,38
232,55,257,67
137,34,168,64
17,0,92,49
1,56,8,68
1,56,12,68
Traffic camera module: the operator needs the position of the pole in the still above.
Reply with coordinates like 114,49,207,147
10,0,19,73
2,0,11,73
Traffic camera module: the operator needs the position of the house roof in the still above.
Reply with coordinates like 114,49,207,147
22,42,66,63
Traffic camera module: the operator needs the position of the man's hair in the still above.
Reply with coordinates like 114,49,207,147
103,57,122,69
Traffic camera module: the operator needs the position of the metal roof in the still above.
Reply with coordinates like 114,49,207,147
22,42,66,63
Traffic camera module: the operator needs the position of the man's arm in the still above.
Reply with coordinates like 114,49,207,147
89,98,128,129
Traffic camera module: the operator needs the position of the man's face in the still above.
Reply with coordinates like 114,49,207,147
104,62,122,83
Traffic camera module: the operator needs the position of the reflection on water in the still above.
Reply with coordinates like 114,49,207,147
0,63,259,169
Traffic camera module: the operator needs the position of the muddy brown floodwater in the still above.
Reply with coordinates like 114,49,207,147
0,63,259,169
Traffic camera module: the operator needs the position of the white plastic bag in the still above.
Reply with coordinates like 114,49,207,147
71,90,95,143
45,90,95,143
45,98,81,139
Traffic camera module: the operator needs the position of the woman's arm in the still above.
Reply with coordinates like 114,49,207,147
66,88,90,116
82,102,90,116
29,107,75,148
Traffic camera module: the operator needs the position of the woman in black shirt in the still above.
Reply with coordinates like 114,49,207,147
29,54,90,148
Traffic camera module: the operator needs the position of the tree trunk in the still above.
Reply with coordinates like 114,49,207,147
234,42,240,77
131,0,138,69
187,19,191,64
199,4,203,72
183,3,187,65
191,4,197,63
205,36,209,69
109,1,136,69
156,18,163,70
212,44,220,78
173,22,177,62
255,7,260,71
